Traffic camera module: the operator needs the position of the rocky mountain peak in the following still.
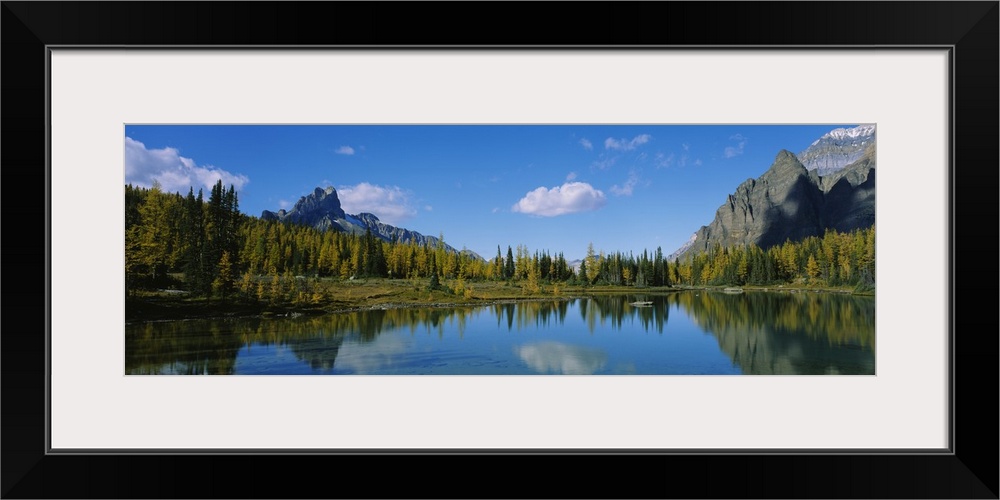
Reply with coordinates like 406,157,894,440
672,141,875,260
298,186,345,217
775,149,799,162
766,150,808,177
797,124,875,175
355,212,382,225
260,186,481,260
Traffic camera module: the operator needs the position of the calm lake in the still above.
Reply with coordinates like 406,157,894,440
125,291,875,375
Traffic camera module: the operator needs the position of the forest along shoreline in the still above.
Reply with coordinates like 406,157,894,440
125,181,875,324
125,278,872,323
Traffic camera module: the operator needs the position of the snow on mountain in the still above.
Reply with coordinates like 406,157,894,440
797,124,876,176
825,124,876,141
666,234,698,261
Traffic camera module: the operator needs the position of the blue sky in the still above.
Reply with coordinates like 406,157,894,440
124,124,856,260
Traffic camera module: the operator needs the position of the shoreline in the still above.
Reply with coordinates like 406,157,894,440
125,281,873,323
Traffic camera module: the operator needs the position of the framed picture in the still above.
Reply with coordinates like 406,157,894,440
4,2,996,498
120,122,879,378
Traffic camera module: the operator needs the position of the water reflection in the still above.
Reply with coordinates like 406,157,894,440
126,291,874,375
582,295,671,334
672,291,875,374
495,300,573,331
288,335,345,371
515,341,608,374
126,320,242,374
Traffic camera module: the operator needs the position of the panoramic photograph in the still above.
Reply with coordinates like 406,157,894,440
124,124,875,375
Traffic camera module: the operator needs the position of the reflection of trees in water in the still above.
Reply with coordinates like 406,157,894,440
126,298,671,374
126,292,872,375
125,320,241,374
672,291,875,375
583,295,671,335
674,292,875,347
489,298,667,334
126,307,488,374
494,300,573,332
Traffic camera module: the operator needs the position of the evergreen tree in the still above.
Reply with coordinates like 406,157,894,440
494,245,504,280
429,253,440,290
634,265,647,287
653,247,665,287
504,246,515,280
182,188,210,294
361,228,387,277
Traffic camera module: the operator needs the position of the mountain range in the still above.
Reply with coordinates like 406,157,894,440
262,125,874,266
670,130,875,260
261,186,482,260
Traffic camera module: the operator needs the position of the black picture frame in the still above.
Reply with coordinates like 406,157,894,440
3,2,996,498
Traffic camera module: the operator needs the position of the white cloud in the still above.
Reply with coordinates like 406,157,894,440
566,171,577,181
336,182,417,226
424,205,433,212
605,134,651,151
655,152,675,169
724,134,747,158
335,145,355,155
278,200,292,210
511,182,607,217
125,137,249,194
610,171,640,197
592,156,616,170
579,138,593,151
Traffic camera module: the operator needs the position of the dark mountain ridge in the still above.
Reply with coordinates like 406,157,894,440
261,186,482,260
673,143,875,260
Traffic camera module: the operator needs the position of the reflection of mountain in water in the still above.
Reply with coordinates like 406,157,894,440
288,335,346,371
126,291,873,375
674,291,875,374
515,341,608,374
127,299,672,373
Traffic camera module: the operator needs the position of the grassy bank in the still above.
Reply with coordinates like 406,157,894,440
125,277,872,322
127,279,610,322
675,283,873,295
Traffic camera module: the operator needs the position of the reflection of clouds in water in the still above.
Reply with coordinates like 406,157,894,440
515,342,607,375
334,334,412,373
